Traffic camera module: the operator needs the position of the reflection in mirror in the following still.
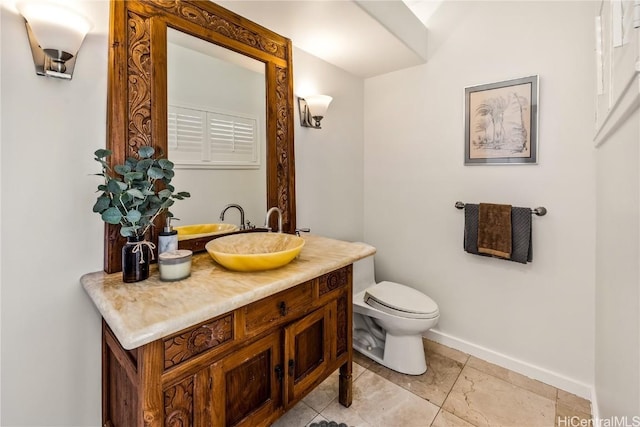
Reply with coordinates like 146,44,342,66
167,28,267,231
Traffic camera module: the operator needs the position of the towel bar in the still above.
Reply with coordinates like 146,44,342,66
455,201,547,216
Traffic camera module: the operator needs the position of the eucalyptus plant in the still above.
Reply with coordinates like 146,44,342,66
93,146,190,238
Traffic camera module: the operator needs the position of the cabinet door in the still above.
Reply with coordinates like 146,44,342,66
210,333,283,427
283,305,333,406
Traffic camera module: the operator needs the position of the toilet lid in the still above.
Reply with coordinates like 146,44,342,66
364,281,439,319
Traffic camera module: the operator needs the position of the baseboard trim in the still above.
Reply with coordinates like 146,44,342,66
425,329,593,400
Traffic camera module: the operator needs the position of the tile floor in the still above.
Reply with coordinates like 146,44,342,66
272,339,592,427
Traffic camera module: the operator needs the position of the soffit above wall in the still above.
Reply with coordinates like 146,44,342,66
217,0,435,78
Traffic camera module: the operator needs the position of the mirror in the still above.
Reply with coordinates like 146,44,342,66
166,28,267,228
104,0,296,273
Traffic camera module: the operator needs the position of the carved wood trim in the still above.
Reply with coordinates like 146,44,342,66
164,376,194,425
163,314,233,369
273,65,295,231
319,266,349,296
146,0,288,60
127,11,152,153
105,0,296,273
336,294,348,357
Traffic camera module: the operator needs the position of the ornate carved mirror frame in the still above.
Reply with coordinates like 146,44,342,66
104,0,296,273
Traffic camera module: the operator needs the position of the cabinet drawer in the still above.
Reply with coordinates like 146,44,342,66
164,314,234,369
244,281,314,335
318,265,351,296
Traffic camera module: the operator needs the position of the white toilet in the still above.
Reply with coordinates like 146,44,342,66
353,254,440,375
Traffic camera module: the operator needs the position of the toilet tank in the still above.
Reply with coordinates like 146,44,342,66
352,254,376,294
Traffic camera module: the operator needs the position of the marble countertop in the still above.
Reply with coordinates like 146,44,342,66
81,234,376,350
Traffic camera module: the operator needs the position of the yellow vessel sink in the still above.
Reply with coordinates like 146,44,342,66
205,233,305,272
175,223,238,241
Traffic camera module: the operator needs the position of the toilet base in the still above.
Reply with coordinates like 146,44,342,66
353,333,427,376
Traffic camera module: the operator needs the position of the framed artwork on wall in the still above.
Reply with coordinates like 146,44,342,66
464,75,539,165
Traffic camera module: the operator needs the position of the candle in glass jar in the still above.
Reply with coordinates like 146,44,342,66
158,249,192,281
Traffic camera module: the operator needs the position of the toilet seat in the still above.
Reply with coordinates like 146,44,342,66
364,281,439,319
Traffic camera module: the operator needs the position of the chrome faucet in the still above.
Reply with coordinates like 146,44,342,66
264,207,283,233
220,204,245,230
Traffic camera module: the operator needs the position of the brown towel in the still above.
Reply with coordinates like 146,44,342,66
478,203,512,259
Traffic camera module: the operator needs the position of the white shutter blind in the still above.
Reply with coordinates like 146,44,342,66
209,113,257,163
168,105,259,169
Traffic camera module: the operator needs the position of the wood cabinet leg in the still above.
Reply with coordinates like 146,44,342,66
338,361,352,407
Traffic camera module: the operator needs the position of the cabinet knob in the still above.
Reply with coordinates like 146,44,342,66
288,359,295,377
278,301,287,316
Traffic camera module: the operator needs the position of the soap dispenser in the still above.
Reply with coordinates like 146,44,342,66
158,217,178,255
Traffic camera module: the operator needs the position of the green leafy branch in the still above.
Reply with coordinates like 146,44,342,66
92,146,190,238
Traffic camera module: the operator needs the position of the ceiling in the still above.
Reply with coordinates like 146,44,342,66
4,0,441,78
218,0,442,78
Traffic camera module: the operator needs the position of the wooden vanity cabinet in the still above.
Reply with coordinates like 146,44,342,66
102,265,353,427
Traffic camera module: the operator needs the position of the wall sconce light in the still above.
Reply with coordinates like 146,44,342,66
17,1,92,80
298,95,333,129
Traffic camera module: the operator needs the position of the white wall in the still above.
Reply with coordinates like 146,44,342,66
0,2,4,420
363,1,596,396
595,115,640,418
0,3,107,425
592,4,640,417
294,47,364,242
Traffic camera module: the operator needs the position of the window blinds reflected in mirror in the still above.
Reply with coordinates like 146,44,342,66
168,105,260,169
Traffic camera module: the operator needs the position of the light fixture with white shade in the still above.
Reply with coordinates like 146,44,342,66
17,1,92,79
298,95,333,129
